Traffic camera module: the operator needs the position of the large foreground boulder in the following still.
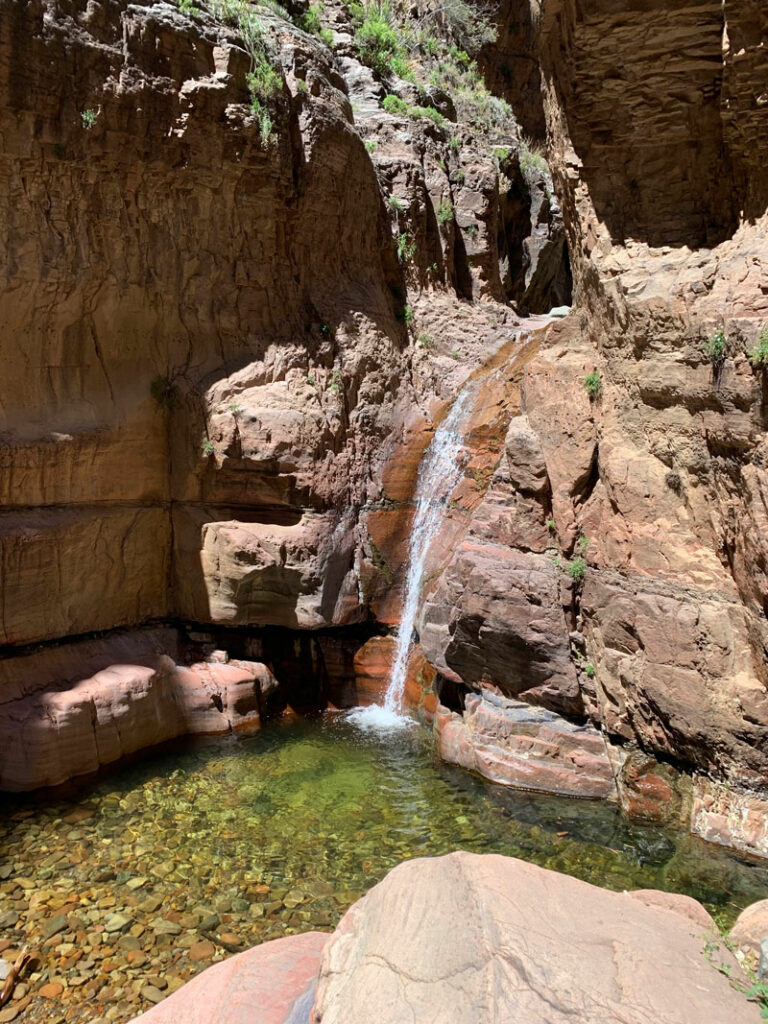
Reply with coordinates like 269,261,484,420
311,852,757,1023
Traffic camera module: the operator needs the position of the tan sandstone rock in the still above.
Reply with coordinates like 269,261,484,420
310,851,755,1023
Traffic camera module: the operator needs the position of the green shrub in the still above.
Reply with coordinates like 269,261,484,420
748,325,768,370
351,2,408,78
567,556,586,582
583,663,596,678
436,199,453,225
546,517,556,532
388,194,405,212
80,109,97,129
453,168,466,184
178,0,201,14
382,93,408,115
398,305,415,327
519,145,549,178
584,370,602,401
449,135,460,152
418,333,433,349
297,4,333,45
396,232,416,264
201,436,215,456
411,105,445,127
708,327,726,366
365,139,376,153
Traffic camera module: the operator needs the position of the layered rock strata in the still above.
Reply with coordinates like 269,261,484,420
0,629,277,790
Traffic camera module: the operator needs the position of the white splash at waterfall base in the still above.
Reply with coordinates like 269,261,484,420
347,384,477,731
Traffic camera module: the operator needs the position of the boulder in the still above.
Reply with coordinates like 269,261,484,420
129,931,327,1024
0,646,277,791
730,900,768,957
311,852,756,1023
434,691,616,800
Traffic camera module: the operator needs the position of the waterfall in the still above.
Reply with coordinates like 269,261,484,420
383,384,477,713
345,383,476,731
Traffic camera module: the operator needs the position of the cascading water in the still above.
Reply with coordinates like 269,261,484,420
348,384,476,730
383,385,476,712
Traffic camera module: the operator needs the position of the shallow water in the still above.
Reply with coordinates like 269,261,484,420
1,714,767,1021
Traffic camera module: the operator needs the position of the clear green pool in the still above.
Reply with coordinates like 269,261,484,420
1,713,766,1021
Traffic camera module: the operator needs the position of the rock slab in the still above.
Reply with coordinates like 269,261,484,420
435,690,616,799
310,851,757,1024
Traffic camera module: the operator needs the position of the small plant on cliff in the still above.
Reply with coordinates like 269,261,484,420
519,145,549,179
297,3,334,46
748,325,768,371
80,109,98,129
365,139,377,153
436,199,454,226
743,981,768,1020
584,370,602,401
398,305,415,328
382,93,408,116
546,517,556,533
583,662,596,678
350,2,411,79
200,435,215,456
418,332,433,349
177,0,201,15
708,327,726,367
396,232,416,264
567,556,586,583
246,56,281,145
388,194,405,213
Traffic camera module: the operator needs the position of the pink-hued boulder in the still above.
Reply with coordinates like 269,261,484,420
434,691,617,800
129,932,327,1024
0,646,277,791
730,899,768,956
310,852,757,1024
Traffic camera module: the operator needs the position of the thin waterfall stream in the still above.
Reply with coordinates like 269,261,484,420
349,383,477,728
384,385,477,711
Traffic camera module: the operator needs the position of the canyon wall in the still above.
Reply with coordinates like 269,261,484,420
1,0,768,858
424,0,768,856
